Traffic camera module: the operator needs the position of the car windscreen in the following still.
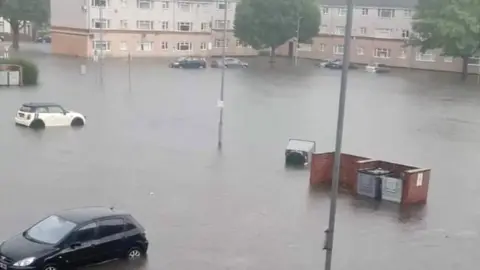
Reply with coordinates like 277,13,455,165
19,106,35,113
25,215,77,245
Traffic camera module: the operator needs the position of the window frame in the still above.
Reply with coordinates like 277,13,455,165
97,218,126,239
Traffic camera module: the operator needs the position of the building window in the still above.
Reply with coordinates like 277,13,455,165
416,51,435,62
120,0,127,7
176,42,192,51
320,25,328,33
319,43,326,52
91,19,110,29
404,9,412,17
215,39,228,48
361,8,368,15
177,22,192,31
136,20,154,30
378,9,395,18
200,42,207,50
444,56,453,63
137,41,153,51
375,28,393,37
298,43,312,52
322,7,329,14
338,8,347,16
120,20,128,29
91,0,108,7
137,0,152,9
162,1,169,9
214,20,229,29
217,2,229,9
236,40,243,47
93,40,110,51
335,26,345,35
360,27,367,35
178,2,191,12
120,41,128,51
402,29,410,38
161,21,169,30
0,21,4,32
398,49,406,59
357,46,364,55
374,48,391,58
161,41,168,50
201,22,210,31
333,44,344,55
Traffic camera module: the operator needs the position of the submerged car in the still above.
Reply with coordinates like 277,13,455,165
35,36,51,43
315,59,340,68
365,62,390,73
0,207,148,270
324,60,358,70
169,56,207,69
15,102,86,129
211,57,248,68
285,139,316,167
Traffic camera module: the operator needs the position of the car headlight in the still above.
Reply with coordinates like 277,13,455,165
13,257,35,267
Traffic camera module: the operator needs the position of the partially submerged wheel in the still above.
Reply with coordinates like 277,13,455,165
126,246,143,261
71,117,84,127
285,151,307,166
43,264,57,270
30,119,45,129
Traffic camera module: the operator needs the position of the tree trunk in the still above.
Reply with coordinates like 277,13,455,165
461,56,469,81
11,20,20,51
269,46,276,63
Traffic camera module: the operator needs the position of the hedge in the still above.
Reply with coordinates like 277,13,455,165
0,58,38,85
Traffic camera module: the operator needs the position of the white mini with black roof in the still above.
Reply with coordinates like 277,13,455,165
15,103,86,129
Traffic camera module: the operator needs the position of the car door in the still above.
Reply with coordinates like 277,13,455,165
60,222,99,267
95,218,127,260
47,106,69,126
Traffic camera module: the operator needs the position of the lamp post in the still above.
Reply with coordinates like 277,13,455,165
324,0,353,270
294,16,302,66
217,0,228,150
98,0,105,85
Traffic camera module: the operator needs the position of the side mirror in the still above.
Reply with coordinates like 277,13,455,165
70,242,81,249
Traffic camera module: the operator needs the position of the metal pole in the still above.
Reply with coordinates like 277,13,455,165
99,2,104,85
324,0,353,270
295,17,301,66
217,0,228,150
128,52,132,92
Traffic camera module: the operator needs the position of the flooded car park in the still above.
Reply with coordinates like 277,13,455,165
1,52,480,270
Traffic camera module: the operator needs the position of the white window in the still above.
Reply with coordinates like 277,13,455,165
298,43,312,51
357,46,364,55
215,39,228,48
338,8,347,16
93,40,110,51
444,56,453,63
361,8,368,15
402,29,410,39
374,48,391,58
136,20,154,30
91,19,110,29
335,26,345,35
319,43,326,52
416,51,435,62
137,41,153,51
120,41,128,51
178,2,191,12
176,42,192,51
404,9,412,17
375,28,393,37
217,2,229,9
378,9,395,18
137,0,152,9
214,20,230,29
161,41,168,50
360,27,367,35
236,40,242,47
322,7,329,14
398,49,406,59
161,21,169,30
200,42,207,50
177,22,192,31
320,25,328,33
120,0,127,7
201,22,210,31
91,0,108,7
162,1,169,9
120,20,128,29
333,44,344,55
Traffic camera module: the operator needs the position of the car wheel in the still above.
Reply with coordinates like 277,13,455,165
43,264,58,270
71,117,84,127
30,119,45,129
126,246,143,261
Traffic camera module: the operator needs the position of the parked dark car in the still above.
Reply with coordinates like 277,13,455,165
0,207,148,270
211,57,248,68
324,60,358,70
35,35,51,43
315,59,340,67
169,56,207,69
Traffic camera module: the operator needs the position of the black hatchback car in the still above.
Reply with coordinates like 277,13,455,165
169,56,207,69
0,207,148,270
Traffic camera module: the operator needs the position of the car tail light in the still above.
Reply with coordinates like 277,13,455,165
26,115,31,120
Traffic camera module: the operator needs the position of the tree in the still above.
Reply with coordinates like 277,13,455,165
0,0,50,50
234,0,320,62
410,0,480,80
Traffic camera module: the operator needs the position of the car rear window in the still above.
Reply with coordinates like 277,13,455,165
126,215,144,231
19,106,35,112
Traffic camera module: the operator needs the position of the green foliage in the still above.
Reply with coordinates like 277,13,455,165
0,0,49,23
0,58,39,85
234,0,321,50
411,0,480,58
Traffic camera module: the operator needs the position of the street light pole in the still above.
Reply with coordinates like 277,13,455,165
99,1,105,85
294,16,301,66
217,0,228,150
324,0,353,269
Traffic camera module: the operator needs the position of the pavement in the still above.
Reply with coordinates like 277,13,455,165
1,44,480,270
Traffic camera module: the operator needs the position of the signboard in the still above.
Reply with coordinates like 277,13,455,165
8,71,20,86
0,71,8,86
416,173,423,187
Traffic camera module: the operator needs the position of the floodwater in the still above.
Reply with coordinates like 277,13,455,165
1,44,480,270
